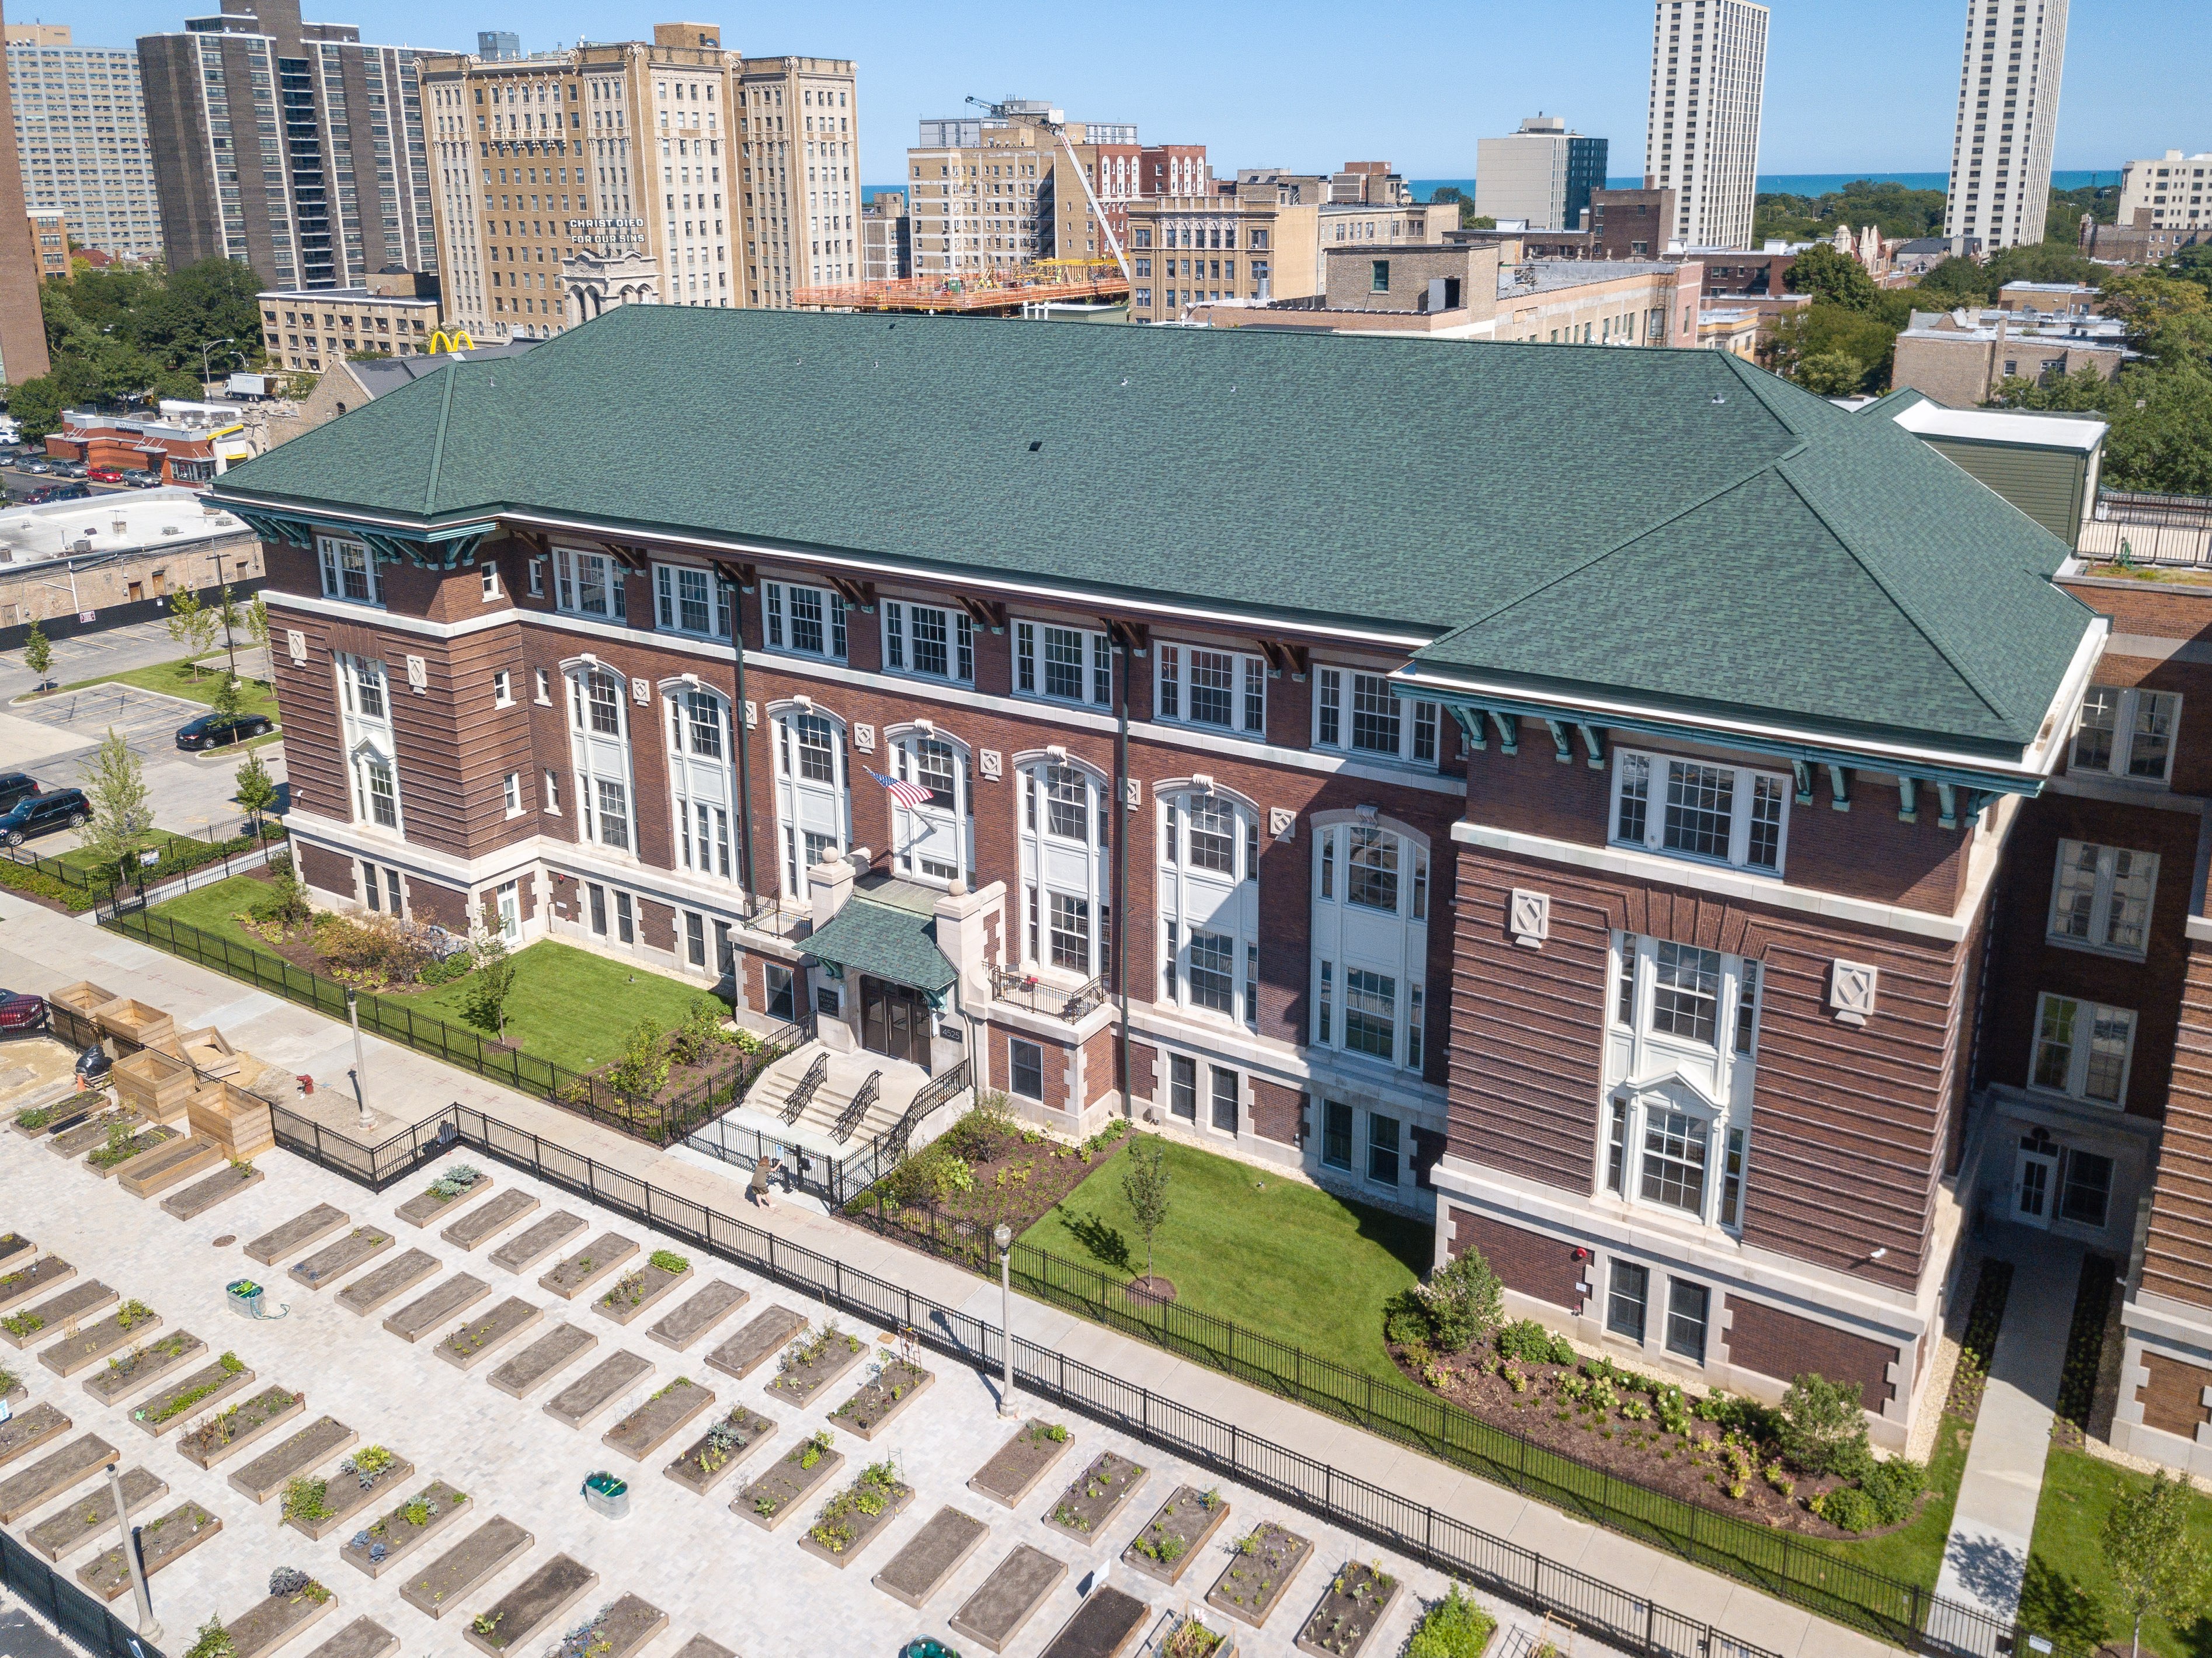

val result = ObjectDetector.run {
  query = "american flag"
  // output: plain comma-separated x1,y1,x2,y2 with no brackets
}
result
868,767,935,809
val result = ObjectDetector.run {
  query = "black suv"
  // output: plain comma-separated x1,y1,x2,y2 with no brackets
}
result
0,773,38,815
0,787,88,846
176,712,273,751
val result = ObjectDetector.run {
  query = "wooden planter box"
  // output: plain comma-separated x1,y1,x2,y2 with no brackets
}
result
186,1083,274,1159
48,982,116,1022
1122,1485,1232,1587
395,1170,493,1228
0,1404,73,1468
462,1553,597,1656
77,1500,220,1601
131,1357,255,1436
339,1480,472,1579
735,1438,842,1531
299,1618,396,1658
829,1358,932,1441
873,1505,990,1610
601,1375,714,1462
0,1255,75,1315
1037,1586,1150,1658
174,1027,241,1079
798,1473,913,1568
176,1384,304,1469
594,1259,690,1326
1293,1561,1400,1658
40,1302,161,1377
162,1162,263,1221
288,1228,394,1292
397,1516,532,1620
436,1298,543,1371
26,1465,166,1562
488,1325,597,1399
704,1306,805,1381
1043,1450,1147,1542
647,1281,748,1351
554,1595,666,1658
228,1415,357,1504
382,1274,489,1343
970,1420,1075,1508
0,1433,118,1522
93,997,174,1053
2,1280,118,1348
85,1330,204,1405
1206,1521,1314,1629
764,1326,867,1407
487,1211,584,1273
283,1451,414,1541
443,1190,540,1252
85,1127,177,1180
537,1233,638,1301
542,1352,652,1430
663,1407,775,1496
948,1545,1069,1655
245,1205,350,1267
118,1137,222,1198
222,1578,336,1658
110,1049,195,1123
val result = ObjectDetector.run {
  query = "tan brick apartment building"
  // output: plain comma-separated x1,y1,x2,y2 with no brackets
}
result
213,309,2102,1453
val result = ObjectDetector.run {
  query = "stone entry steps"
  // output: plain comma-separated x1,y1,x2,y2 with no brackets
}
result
727,1044,928,1152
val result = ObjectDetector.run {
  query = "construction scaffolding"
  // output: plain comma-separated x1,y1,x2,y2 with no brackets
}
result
792,258,1129,315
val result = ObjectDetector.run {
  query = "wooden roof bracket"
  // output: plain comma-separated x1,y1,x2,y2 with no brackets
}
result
826,575,878,614
1257,639,1309,681
959,596,1008,634
1106,618,1150,658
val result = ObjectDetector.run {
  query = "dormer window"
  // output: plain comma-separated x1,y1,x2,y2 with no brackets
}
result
1610,748,1787,874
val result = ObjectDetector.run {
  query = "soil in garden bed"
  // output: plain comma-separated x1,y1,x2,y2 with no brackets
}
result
1121,1485,1231,1586
1946,1257,2016,1424
284,1450,415,1541
799,1466,913,1566
1206,1521,1314,1628
554,1594,667,1658
766,1324,867,1405
850,1109,1131,1260
1295,1562,1399,1658
970,1419,1074,1507
829,1358,931,1438
663,1407,775,1495
1045,1450,1146,1539
735,1434,842,1530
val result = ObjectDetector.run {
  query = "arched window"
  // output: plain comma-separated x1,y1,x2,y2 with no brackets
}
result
1158,787,1259,1028
1309,817,1428,1073
771,704,849,903
565,664,635,852
1016,756,1110,979
888,728,973,885
335,653,399,833
664,684,735,881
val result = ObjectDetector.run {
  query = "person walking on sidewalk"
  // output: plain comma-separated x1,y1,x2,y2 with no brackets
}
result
749,1153,774,1209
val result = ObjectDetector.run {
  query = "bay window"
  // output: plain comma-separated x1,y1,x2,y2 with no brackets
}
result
2030,993,2135,1107
1611,748,1787,874
2047,839,2157,960
883,600,974,684
553,546,627,620
2072,685,2178,783
653,563,732,639
1015,620,1112,708
764,579,846,661
1310,818,1428,1072
1313,668,1438,766
1156,642,1265,736
317,533,380,604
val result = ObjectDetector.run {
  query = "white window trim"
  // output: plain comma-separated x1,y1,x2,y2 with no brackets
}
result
2045,838,2158,963
2029,990,2137,1108
665,684,738,885
1154,639,1267,738
1013,617,1113,710
1608,746,1790,876
480,562,501,601
566,665,637,858
502,771,523,817
761,578,848,663
2072,684,2180,785
552,545,628,623
316,532,381,607
1155,1049,1248,1143
881,598,976,687
1308,815,1429,1075
1016,752,1111,981
653,561,733,641
493,669,513,708
1311,665,1439,769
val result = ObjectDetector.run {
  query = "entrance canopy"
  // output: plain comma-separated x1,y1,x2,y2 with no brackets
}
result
806,896,958,998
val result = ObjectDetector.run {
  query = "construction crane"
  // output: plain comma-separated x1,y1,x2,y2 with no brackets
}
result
964,95,1132,284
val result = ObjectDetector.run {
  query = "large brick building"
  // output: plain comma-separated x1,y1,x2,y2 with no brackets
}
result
211,308,2106,1452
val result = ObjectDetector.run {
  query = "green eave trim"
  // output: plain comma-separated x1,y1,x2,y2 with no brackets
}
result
228,502,499,569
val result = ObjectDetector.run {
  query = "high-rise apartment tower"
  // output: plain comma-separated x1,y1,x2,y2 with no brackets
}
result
1475,116,1608,232
1643,0,1768,251
5,25,163,264
1943,0,2070,253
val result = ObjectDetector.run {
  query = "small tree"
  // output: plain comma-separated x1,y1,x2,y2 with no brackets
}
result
1121,1134,1171,1289
166,588,214,676
463,927,517,1041
82,727,152,877
208,669,245,724
1412,1248,1505,1353
1776,1372,1873,1477
22,620,51,684
245,592,271,653
2106,1469,2209,1658
234,749,277,836
608,1016,672,1098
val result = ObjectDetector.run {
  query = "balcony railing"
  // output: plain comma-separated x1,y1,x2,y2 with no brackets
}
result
990,963,1109,1022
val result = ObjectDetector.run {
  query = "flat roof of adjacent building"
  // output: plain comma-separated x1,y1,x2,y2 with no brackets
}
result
1886,395,2108,454
0,487,251,568
1498,259,1680,297
259,286,439,307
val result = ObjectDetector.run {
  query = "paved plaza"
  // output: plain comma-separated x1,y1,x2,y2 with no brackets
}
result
0,1100,1584,1658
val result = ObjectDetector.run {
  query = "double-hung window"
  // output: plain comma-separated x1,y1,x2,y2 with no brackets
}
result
1156,642,1265,736
317,533,380,604
2047,839,2158,960
552,547,627,620
1014,620,1112,708
2073,684,2179,783
653,563,731,639
882,600,973,684
1313,668,1438,766
567,666,635,856
1611,749,1787,874
763,580,847,661
1310,821,1428,1073
2030,993,2136,1107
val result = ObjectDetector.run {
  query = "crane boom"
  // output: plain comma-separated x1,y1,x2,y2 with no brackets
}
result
965,96,1132,284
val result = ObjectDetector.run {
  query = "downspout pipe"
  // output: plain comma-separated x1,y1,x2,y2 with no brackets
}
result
1114,636,1132,1116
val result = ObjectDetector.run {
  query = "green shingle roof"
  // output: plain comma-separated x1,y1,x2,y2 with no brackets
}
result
804,897,957,995
215,305,2095,757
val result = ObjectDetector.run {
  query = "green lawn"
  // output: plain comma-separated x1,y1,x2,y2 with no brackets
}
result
58,654,280,724
147,873,270,953
1803,1412,1972,1592
2022,1444,2212,1657
56,828,230,874
1017,1135,1431,1386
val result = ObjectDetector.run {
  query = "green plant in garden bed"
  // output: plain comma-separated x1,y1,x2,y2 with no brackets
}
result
147,1352,246,1424
1405,1583,1496,1658
648,1249,689,1274
115,1299,155,1330
282,1478,331,1523
2,1310,44,1337
15,1106,53,1131
183,1617,234,1658
427,1165,484,1202
806,1459,903,1553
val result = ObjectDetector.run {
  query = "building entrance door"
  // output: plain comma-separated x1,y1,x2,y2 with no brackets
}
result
859,976,930,1069
2015,1128,2060,1228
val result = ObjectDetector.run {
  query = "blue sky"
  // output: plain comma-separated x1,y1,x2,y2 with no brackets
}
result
84,0,2210,182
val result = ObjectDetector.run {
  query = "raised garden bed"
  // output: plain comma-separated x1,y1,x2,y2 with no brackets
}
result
602,1374,714,1461
223,1572,339,1658
594,1253,690,1326
829,1357,933,1441
668,1639,734,1658
799,1461,913,1567
1293,1561,1399,1658
1037,1584,1150,1658
704,1306,805,1381
26,1465,166,1562
335,1250,439,1317
229,1415,357,1504
93,997,174,1052
77,1499,220,1600
382,1273,489,1343
1206,1521,1314,1628
874,1504,989,1609
177,1382,303,1469
339,1479,471,1579
0,1253,73,1313
288,1227,394,1291
1160,1613,1237,1658
538,1233,639,1301
1044,1450,1147,1541
395,1166,492,1228
398,1516,531,1619
0,1433,117,1521
970,1419,1074,1508
1123,1485,1232,1586
85,1125,178,1178
444,1190,540,1252
735,1431,841,1531
544,1351,653,1430
0,1402,72,1467
302,1618,397,1658
463,1553,597,1656
50,1113,141,1158
663,1407,775,1496
0,1233,30,1267
283,1447,413,1541
436,1298,543,1371
2,1280,118,1348
162,1162,263,1220
116,1136,221,1198
107,1048,193,1122
40,1300,161,1376
765,1324,867,1406
131,1353,252,1435
648,1280,748,1351
87,1330,205,1405
545,1594,666,1658
245,1205,349,1267
488,1211,585,1274
949,1546,1070,1656
489,1324,597,1400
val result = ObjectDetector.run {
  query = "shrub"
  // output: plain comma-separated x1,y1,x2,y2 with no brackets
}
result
1859,1455,1926,1527
1406,1583,1497,1658
669,997,734,1066
1406,1249,1505,1354
419,951,472,986
312,912,435,989
1777,1372,1873,1478
249,870,312,930
1496,1319,1575,1367
606,1017,672,1097
1811,1484,1877,1532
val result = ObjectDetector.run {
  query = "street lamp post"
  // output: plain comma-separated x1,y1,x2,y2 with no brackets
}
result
106,1462,158,1640
346,988,374,1131
197,337,238,395
994,1222,1014,1417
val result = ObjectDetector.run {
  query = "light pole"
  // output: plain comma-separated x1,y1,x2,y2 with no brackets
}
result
106,1463,158,1640
995,1222,1014,1417
346,988,374,1131
197,337,238,396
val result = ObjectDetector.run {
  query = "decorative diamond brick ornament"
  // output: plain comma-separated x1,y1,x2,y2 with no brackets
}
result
286,630,307,665
1124,778,1142,810
405,654,427,692
1508,888,1549,948
1269,807,1296,840
853,724,877,752
631,676,650,705
744,700,757,728
1830,959,1879,1025
979,749,1003,781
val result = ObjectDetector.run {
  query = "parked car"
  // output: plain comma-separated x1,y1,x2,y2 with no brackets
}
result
51,461,86,479
0,787,88,845
122,469,162,488
86,466,126,484
25,484,89,504
0,773,39,814
15,458,50,475
175,711,273,750
0,990,48,1037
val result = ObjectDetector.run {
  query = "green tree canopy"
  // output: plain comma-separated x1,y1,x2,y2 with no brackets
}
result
1785,243,1880,311
1754,179,1946,244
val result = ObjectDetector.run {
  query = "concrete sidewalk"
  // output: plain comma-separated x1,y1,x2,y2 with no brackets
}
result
0,889,1907,1658
1933,1226,2079,1624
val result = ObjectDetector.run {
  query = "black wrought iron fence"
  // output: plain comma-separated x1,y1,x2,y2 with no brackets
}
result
682,1057,975,1208
0,821,284,915
0,1529,162,1658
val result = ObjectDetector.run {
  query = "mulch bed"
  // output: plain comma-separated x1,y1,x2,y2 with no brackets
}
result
1946,1257,2015,1424
848,1111,1131,1261
2051,1253,2119,1450
1126,1277,1177,1305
